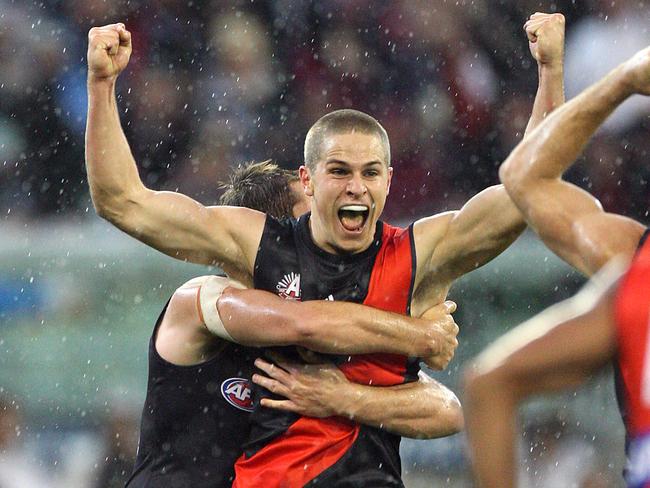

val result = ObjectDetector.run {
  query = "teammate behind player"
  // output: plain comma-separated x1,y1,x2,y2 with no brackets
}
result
85,14,563,486
127,161,462,487
463,45,650,488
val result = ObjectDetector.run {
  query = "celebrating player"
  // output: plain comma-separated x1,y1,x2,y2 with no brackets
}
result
127,161,462,487
85,12,563,486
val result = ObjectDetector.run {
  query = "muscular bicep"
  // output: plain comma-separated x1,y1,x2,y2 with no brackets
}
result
116,188,264,274
416,185,526,284
509,178,644,276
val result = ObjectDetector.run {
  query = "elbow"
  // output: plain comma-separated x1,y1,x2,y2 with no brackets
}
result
463,364,486,407
413,404,463,440
499,153,548,198
432,394,464,438
498,158,521,191
93,198,119,222
89,187,126,222
90,186,142,228
448,396,464,434
416,385,464,440
463,362,510,411
462,360,528,427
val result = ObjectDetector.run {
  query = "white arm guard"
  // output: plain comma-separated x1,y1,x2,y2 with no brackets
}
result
197,276,245,341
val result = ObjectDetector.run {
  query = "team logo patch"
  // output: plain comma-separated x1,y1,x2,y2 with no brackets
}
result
276,272,302,300
221,378,253,412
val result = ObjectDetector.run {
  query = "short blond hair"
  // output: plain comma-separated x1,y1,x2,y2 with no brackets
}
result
303,109,391,170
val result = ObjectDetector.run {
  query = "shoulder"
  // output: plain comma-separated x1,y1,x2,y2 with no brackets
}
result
411,211,458,263
157,276,223,365
167,276,217,322
258,215,302,251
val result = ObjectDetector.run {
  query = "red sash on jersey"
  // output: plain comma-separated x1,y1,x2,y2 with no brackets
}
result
615,237,650,436
615,235,650,487
233,223,415,487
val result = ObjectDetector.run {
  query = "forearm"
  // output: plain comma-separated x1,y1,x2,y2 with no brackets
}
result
464,267,620,486
464,370,518,488
334,376,463,439
218,288,434,356
85,77,145,218
503,66,631,182
524,63,564,136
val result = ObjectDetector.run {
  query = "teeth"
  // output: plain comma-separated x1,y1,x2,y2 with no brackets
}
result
340,205,368,212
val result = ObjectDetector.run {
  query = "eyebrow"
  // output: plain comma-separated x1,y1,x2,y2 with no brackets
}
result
325,159,384,167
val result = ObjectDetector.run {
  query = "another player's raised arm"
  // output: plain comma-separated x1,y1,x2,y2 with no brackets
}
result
85,24,262,273
413,14,568,288
523,13,566,136
254,356,463,439
463,262,622,488
216,287,459,369
500,47,650,276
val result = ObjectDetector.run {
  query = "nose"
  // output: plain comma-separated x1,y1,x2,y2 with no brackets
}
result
346,174,367,197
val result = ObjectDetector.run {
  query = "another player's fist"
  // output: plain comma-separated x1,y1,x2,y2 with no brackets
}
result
525,12,565,67
421,300,459,371
621,46,650,96
87,23,132,81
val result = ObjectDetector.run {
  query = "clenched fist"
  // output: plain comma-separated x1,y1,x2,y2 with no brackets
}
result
87,23,132,81
421,300,459,371
525,12,565,67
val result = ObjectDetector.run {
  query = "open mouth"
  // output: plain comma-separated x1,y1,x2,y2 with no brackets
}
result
338,205,369,233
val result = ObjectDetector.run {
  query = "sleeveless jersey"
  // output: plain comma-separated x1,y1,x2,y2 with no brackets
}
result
126,301,256,488
233,213,418,487
615,229,650,488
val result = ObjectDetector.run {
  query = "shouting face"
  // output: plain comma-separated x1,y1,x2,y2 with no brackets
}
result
299,130,392,255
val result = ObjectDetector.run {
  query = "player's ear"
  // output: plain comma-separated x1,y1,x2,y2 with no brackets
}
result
386,166,393,195
299,165,314,197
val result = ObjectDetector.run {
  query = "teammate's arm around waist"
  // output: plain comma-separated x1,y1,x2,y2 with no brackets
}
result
254,357,463,439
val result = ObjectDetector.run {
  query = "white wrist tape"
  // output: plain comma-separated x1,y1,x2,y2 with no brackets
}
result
197,276,245,341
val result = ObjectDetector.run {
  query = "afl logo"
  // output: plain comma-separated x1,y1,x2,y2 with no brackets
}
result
221,378,253,412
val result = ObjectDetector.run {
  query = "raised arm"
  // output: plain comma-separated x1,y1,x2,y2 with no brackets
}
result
499,46,650,276
523,13,566,136
412,14,566,296
85,24,262,275
253,355,463,439
463,263,622,488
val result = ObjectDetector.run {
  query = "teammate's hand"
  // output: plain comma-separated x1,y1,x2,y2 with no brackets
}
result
621,46,650,96
525,12,565,67
421,300,459,370
252,352,346,418
87,23,132,81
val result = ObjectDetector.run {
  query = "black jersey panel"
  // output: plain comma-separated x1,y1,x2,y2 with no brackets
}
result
126,300,255,488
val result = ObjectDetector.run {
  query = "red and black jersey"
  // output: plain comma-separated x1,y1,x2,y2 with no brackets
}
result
234,213,418,487
126,300,255,488
615,229,650,488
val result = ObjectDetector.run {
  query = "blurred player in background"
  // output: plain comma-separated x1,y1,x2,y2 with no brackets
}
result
464,42,650,488
85,11,563,486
